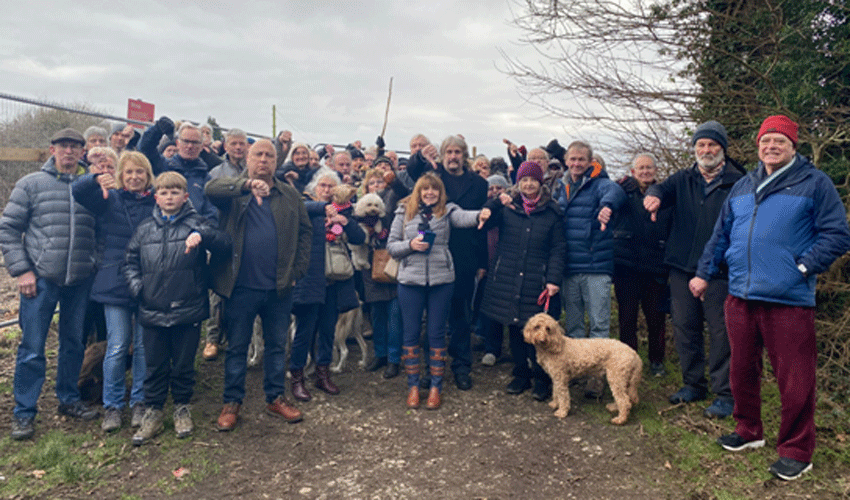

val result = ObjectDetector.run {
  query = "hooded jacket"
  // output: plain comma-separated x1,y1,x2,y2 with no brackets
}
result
697,154,850,307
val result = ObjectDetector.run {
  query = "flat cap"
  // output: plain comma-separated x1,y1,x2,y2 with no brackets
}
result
50,128,85,146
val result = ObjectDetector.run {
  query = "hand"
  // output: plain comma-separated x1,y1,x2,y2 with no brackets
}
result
156,116,174,136
245,178,270,205
383,170,396,185
279,130,292,143
597,206,612,231
505,140,519,158
325,204,338,218
284,170,299,183
476,268,487,280
324,144,335,156
96,172,117,199
121,124,135,138
17,271,37,298
410,234,430,252
546,283,560,297
421,144,438,167
328,214,348,226
185,231,202,254
689,277,708,300
643,195,660,222
477,208,491,229
498,192,512,206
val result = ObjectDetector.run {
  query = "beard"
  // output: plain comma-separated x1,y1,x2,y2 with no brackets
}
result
696,149,725,171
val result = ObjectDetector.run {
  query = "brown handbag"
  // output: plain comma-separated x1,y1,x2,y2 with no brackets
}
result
371,248,398,283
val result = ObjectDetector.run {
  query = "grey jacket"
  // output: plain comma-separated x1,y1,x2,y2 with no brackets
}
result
387,202,479,286
0,157,97,285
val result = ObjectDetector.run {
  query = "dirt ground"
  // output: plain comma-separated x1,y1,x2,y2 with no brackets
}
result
0,267,845,499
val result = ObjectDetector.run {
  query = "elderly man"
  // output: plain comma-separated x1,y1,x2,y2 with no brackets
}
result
82,126,108,165
554,140,626,398
139,117,218,224
109,123,138,154
693,116,850,480
0,128,100,440
406,135,488,390
644,121,746,418
206,139,311,431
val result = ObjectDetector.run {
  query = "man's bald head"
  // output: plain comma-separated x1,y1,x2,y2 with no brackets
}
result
247,139,277,182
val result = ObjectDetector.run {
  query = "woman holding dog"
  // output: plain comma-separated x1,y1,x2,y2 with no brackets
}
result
289,168,364,400
479,161,566,401
388,173,489,410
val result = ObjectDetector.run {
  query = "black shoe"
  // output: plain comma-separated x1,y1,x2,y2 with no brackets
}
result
650,362,666,378
532,379,552,401
668,386,707,404
383,363,400,379
366,357,387,372
769,457,813,481
506,377,531,395
455,373,473,391
10,415,35,440
716,432,765,452
58,401,100,421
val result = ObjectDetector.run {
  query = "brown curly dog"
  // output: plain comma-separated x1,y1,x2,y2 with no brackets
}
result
523,313,642,425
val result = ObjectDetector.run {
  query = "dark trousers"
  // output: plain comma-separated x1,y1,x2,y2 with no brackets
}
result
290,303,321,371
613,269,667,364
398,282,454,350
143,323,200,409
223,287,292,404
669,268,731,397
725,296,817,463
448,271,476,376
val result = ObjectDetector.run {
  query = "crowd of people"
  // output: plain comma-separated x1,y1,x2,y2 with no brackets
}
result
1,115,848,481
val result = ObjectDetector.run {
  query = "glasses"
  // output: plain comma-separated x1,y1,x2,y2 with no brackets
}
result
179,138,202,146
317,183,336,189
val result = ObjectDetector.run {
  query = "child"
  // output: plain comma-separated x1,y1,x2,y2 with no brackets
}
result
123,171,231,446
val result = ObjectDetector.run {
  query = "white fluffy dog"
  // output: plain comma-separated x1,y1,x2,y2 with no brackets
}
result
350,192,386,270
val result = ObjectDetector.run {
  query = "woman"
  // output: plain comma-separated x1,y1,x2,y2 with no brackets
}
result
480,161,566,401
289,168,365,400
360,166,403,378
612,153,671,377
276,142,317,194
72,150,156,432
387,173,488,410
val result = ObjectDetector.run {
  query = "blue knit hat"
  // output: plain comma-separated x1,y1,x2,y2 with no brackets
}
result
692,120,729,152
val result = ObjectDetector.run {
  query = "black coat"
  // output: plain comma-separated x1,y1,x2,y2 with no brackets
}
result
480,189,566,325
611,177,671,276
123,203,231,328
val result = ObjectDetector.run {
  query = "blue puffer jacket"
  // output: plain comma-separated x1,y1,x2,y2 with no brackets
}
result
72,174,156,306
697,154,850,307
554,165,626,276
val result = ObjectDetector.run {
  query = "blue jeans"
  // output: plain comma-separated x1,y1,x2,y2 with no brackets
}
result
398,283,454,350
102,304,145,409
14,276,92,418
563,273,612,339
223,287,292,404
371,298,402,364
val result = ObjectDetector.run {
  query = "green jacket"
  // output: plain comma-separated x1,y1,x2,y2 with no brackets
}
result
205,174,312,298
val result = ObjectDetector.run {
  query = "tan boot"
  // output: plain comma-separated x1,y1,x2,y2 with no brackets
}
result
406,386,420,409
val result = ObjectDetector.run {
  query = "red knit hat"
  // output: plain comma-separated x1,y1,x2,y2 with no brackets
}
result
757,115,798,146
516,161,544,184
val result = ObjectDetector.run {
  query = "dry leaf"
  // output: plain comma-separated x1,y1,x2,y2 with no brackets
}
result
32,470,46,479
664,461,672,470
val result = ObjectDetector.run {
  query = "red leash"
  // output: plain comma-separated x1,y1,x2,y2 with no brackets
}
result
537,289,551,313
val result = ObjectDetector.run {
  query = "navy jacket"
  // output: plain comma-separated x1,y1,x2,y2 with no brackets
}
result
697,154,850,307
610,177,671,276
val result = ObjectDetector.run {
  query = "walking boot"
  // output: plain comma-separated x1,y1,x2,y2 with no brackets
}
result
426,347,446,410
402,346,421,409
314,365,340,395
290,368,312,402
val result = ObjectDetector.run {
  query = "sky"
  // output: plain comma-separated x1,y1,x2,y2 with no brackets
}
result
0,0,619,164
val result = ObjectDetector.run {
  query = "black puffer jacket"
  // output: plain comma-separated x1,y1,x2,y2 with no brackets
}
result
610,177,672,276
480,188,566,325
123,202,231,328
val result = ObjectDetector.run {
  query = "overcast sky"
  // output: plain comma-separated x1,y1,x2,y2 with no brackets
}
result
0,0,619,163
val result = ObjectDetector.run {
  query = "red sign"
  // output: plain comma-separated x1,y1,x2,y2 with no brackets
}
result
127,99,155,128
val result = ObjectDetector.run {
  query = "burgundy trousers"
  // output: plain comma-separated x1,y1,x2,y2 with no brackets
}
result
724,295,816,463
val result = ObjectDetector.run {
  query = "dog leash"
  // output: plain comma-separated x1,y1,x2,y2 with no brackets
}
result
537,289,551,314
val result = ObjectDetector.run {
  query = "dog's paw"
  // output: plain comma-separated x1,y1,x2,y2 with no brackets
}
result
548,400,558,409
610,415,628,425
330,364,343,374
553,409,568,418
606,402,619,413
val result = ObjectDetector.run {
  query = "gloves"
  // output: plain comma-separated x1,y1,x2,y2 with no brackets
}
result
156,116,174,137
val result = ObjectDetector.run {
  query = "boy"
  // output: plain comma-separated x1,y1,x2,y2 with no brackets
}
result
123,171,231,446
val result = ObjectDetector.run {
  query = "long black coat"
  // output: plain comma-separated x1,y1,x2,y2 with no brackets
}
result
611,177,672,276
480,189,566,326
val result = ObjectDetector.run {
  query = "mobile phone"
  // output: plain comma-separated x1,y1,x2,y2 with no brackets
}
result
420,230,436,253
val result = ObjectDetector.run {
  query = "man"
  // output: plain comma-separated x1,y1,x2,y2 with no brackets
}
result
205,139,312,431
331,150,354,185
203,128,252,361
82,126,108,165
273,130,292,169
693,115,850,480
0,128,100,440
644,121,746,418
110,123,138,154
554,140,625,397
406,135,488,390
139,117,218,224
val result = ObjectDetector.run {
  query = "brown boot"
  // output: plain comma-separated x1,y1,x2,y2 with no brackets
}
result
290,369,312,402
266,395,303,423
216,402,240,431
426,386,441,410
406,386,420,409
315,365,340,395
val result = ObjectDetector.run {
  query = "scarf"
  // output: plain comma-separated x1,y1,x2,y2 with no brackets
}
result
521,193,541,215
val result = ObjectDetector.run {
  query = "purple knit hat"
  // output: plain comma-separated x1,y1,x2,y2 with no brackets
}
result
516,161,544,183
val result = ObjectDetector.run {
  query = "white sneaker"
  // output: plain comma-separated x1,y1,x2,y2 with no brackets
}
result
481,353,496,366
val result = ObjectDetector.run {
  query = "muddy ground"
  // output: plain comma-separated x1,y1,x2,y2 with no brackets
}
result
0,268,845,499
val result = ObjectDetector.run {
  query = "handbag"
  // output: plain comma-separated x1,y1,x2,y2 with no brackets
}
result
372,248,399,283
371,248,398,283
325,239,354,281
